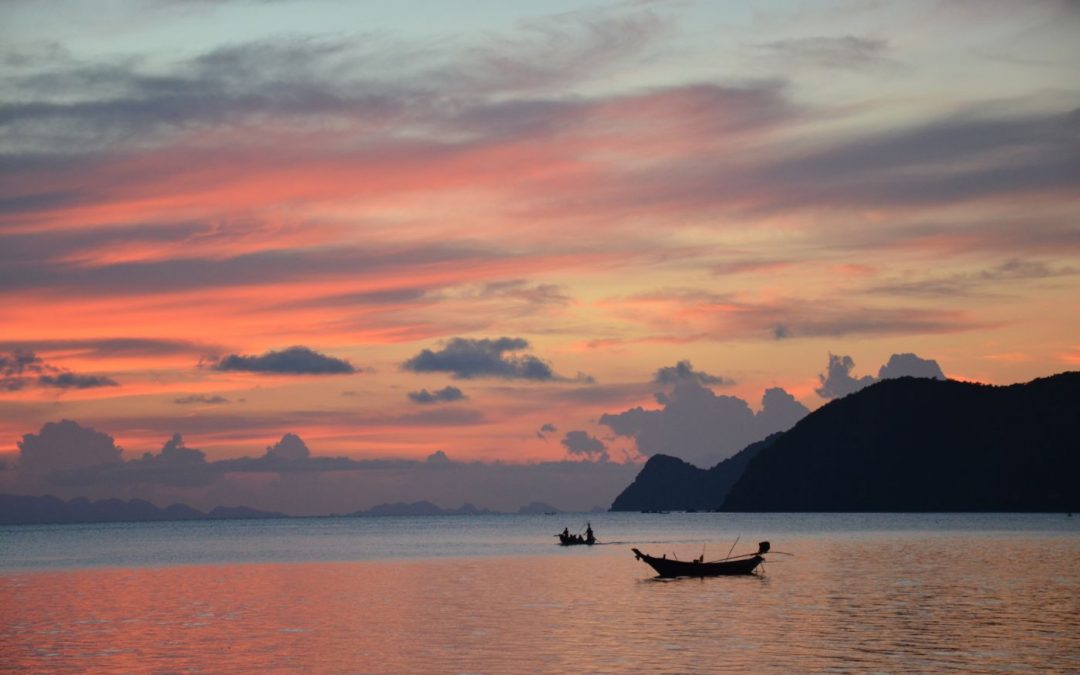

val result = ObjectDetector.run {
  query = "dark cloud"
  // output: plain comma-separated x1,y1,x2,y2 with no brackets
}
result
402,337,573,381
560,431,609,462
652,360,732,386
173,394,229,405
600,380,809,466
816,352,946,400
1,349,118,390
17,419,123,474
407,386,467,404
754,35,892,69
212,346,356,375
536,423,557,439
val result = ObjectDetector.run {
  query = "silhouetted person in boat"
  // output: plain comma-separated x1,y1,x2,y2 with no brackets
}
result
585,523,595,545
562,527,570,539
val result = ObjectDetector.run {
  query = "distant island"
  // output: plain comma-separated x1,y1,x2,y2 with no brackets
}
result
0,494,564,525
613,372,1079,513
0,493,286,525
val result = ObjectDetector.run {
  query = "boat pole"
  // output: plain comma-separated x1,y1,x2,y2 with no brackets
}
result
725,535,740,560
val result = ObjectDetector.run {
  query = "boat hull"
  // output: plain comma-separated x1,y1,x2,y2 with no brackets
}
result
632,548,763,577
558,533,595,546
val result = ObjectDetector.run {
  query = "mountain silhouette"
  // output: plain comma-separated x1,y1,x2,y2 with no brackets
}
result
609,434,779,511
611,373,1079,513
723,373,1079,511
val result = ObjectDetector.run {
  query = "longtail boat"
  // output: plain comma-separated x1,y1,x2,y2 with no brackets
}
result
632,541,770,577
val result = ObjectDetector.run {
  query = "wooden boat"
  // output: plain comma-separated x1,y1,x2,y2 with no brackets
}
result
632,541,770,577
557,532,596,546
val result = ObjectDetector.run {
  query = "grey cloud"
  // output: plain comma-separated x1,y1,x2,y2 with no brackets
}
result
755,35,892,69
869,259,1080,296
600,380,809,466
1,350,118,391
0,10,667,155
173,394,229,405
0,241,495,295
814,353,876,399
816,352,946,400
877,353,946,381
653,360,732,386
212,346,356,375
402,337,561,380
537,423,557,439
265,433,311,461
407,386,467,404
37,373,118,389
17,419,123,474
560,430,609,461
0,338,221,359
395,408,486,427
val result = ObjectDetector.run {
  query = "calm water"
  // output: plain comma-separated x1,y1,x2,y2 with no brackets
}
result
2,513,1077,672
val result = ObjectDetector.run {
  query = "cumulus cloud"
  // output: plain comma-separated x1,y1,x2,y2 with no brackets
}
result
407,386,467,404
212,346,356,375
560,430,609,461
1,350,118,390
17,419,123,473
173,394,229,405
652,360,732,386
877,353,946,380
402,337,585,381
816,352,946,399
265,433,310,461
600,379,809,467
814,353,877,399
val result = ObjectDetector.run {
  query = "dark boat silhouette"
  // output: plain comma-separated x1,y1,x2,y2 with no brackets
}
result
556,523,596,546
632,541,770,577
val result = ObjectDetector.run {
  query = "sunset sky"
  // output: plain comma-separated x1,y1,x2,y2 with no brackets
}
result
1,0,1078,510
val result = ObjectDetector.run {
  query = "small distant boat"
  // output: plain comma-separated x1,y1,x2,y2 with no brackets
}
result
632,541,771,578
556,523,596,546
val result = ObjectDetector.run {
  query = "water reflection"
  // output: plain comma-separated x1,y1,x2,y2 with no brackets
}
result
2,535,1076,672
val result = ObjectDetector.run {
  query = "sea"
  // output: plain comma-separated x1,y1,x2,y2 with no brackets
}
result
1,512,1077,673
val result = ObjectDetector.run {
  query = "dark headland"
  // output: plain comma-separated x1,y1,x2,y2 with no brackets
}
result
612,372,1079,512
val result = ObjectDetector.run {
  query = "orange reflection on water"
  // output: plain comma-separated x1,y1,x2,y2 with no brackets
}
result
2,536,1078,673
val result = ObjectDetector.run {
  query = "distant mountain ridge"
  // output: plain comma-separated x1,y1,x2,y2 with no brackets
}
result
0,494,286,525
0,494,513,525
344,500,497,517
612,372,1079,513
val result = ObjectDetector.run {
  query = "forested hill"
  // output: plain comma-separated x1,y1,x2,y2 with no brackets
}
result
722,373,1079,512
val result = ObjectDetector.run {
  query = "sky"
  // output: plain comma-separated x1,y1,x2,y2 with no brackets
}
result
1,0,1078,512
